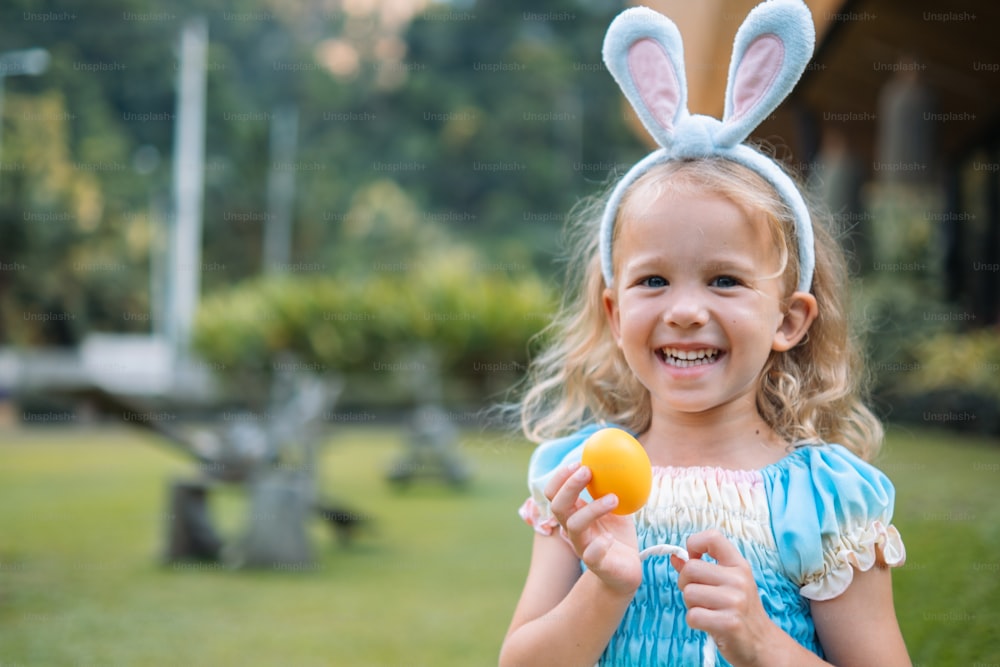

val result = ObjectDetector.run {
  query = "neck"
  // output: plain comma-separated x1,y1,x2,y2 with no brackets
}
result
639,398,789,470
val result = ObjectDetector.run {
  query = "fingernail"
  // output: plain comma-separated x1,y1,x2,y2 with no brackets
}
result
573,465,589,480
601,494,618,507
566,461,581,474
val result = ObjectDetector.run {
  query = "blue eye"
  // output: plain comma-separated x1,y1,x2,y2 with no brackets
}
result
641,276,668,288
711,275,741,288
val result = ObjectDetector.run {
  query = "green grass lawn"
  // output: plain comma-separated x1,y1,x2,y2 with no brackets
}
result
1,422,998,666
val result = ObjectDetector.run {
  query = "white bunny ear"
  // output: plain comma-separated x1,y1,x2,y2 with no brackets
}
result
602,7,688,149
715,0,815,148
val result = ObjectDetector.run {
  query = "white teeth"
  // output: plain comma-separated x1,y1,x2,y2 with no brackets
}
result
660,347,720,367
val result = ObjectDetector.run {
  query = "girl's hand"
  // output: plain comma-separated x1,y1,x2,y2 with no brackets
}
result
544,462,642,595
672,529,781,666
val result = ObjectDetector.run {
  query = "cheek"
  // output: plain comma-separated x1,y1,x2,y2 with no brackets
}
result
732,294,782,327
725,305,782,351
617,298,655,333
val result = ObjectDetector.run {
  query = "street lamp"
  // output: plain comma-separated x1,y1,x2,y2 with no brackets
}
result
0,48,51,198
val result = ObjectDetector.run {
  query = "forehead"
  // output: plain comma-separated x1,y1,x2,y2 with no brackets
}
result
618,160,777,228
614,180,783,270
619,178,766,239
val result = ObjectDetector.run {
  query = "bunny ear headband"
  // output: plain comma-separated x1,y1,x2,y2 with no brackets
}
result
599,0,816,293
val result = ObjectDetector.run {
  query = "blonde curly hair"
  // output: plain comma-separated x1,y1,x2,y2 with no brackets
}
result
518,158,883,461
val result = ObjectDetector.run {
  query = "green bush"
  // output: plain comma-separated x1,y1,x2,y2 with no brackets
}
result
907,329,1000,400
193,249,554,406
853,275,1000,434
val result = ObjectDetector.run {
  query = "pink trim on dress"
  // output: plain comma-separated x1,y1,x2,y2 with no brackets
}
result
518,498,559,536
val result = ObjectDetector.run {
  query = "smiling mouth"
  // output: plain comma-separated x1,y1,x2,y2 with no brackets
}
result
657,347,723,368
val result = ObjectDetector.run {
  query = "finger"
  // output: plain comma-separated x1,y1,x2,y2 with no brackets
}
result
676,557,750,591
563,492,619,534
547,465,592,520
669,554,687,573
580,529,616,566
684,605,740,637
543,460,581,502
685,529,746,567
680,581,748,612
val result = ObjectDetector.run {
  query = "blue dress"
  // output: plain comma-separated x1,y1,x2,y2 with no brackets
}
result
518,424,906,666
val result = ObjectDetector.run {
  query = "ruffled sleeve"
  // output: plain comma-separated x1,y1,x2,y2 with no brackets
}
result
765,444,906,601
517,423,609,535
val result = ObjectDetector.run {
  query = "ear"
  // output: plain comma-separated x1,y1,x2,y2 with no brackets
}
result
772,290,817,352
715,0,815,148
603,288,623,348
602,6,688,149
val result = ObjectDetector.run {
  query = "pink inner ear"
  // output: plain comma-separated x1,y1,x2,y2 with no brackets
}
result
730,34,784,123
627,38,680,133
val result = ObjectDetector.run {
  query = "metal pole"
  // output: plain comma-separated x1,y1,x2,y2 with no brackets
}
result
167,18,208,361
0,77,6,200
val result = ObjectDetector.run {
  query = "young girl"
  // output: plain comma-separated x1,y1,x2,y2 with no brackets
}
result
499,3,910,666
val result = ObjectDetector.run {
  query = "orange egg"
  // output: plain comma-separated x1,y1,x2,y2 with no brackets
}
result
581,427,652,515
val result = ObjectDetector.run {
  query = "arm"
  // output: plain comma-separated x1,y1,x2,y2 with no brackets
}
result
499,463,642,667
810,563,911,667
499,531,635,667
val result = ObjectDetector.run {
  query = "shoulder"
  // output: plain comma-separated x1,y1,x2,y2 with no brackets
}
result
526,423,609,487
765,443,906,601
765,443,895,508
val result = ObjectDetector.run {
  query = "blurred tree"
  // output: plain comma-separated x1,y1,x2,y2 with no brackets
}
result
0,0,180,342
0,0,638,349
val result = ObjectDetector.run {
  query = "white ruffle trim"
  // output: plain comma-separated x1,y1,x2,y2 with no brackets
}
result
518,497,559,536
799,520,906,601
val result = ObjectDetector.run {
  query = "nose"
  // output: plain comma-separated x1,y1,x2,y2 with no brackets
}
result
663,286,709,329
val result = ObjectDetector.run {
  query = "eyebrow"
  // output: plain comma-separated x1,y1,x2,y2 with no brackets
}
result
621,254,760,277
